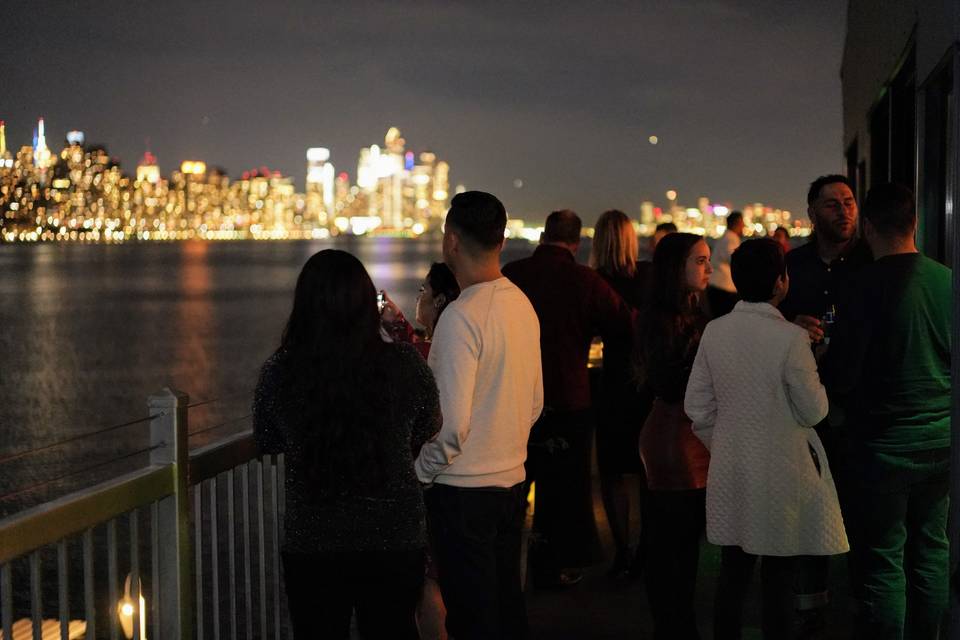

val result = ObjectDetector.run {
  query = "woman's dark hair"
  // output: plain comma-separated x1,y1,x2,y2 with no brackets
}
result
425,262,460,321
649,232,704,316
279,249,392,499
634,233,707,388
731,238,786,302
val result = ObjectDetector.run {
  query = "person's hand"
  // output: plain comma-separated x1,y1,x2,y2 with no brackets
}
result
380,292,402,323
794,314,824,343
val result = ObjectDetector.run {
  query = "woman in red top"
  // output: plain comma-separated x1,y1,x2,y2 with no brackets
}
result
379,261,459,639
634,232,712,640
381,262,460,359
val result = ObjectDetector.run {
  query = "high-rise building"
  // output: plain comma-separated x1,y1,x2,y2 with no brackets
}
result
640,201,655,225
0,121,11,169
305,147,334,227
137,151,160,184
33,117,51,173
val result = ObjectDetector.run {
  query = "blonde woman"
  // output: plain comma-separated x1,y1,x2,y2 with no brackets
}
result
589,209,652,577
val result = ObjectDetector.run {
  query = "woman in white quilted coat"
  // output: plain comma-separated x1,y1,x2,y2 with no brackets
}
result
684,238,848,640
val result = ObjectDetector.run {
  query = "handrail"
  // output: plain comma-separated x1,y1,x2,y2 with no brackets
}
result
0,387,285,638
186,390,252,410
0,465,174,564
189,430,259,484
188,413,253,439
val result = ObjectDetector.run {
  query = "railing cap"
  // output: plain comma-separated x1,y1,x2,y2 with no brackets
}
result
148,387,189,410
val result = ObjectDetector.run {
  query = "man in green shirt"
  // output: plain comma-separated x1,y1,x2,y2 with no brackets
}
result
821,183,951,640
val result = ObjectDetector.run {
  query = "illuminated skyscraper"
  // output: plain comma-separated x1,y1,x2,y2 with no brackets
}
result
33,117,51,172
305,147,334,227
640,201,655,225
0,121,11,169
137,151,160,184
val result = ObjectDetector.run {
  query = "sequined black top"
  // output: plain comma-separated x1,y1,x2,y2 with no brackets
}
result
253,342,441,553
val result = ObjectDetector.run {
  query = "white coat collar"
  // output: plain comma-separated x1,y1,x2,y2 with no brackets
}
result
731,300,785,321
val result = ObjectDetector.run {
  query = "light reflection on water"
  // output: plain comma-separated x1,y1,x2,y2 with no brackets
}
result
0,237,548,516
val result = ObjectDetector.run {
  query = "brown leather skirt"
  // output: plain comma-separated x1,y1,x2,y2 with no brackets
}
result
639,398,710,491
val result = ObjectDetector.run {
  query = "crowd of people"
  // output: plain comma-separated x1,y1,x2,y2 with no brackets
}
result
253,176,952,640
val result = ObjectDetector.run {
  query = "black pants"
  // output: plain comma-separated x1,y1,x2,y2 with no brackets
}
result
282,548,425,639
644,488,706,640
524,409,600,581
714,546,798,640
426,483,528,640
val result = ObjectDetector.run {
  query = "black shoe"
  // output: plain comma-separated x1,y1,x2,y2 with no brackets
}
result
606,550,630,579
534,569,584,589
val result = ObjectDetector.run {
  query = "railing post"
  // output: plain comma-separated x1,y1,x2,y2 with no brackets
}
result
149,388,192,638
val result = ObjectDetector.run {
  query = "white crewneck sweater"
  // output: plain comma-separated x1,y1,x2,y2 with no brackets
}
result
415,277,543,488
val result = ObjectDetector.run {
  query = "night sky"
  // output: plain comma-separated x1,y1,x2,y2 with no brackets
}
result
1,1,846,223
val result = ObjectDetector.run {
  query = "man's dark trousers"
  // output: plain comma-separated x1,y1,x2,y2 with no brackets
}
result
524,409,600,584
426,483,528,639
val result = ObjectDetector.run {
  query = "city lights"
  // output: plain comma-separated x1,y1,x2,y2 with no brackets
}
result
0,119,807,243
0,123,455,242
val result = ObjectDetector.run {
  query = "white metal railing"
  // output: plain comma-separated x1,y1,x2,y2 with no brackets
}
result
0,388,287,640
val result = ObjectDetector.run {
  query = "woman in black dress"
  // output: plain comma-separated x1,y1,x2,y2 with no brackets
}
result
589,209,653,577
253,249,441,639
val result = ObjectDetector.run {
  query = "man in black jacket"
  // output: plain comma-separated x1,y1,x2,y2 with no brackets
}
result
779,174,872,637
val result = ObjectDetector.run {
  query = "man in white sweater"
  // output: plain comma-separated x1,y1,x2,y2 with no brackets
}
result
706,211,744,317
416,190,543,639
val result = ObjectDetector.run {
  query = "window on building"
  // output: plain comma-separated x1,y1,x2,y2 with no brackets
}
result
870,92,890,187
890,47,917,190
846,139,859,200
920,54,954,266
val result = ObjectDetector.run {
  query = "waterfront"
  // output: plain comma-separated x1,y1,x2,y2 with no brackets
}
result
0,237,564,516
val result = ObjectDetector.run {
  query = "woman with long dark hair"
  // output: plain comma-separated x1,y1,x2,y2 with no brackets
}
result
589,209,652,578
381,262,460,359
253,249,441,639
634,232,712,640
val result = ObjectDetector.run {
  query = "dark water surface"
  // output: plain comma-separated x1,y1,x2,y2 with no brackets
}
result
0,238,545,516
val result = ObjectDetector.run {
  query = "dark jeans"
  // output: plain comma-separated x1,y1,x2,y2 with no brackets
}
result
524,409,601,580
794,420,856,623
425,483,528,640
282,547,425,639
714,546,798,640
644,488,706,640
849,449,949,640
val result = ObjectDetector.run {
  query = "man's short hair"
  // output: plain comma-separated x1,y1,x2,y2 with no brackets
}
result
445,191,507,251
655,222,678,233
731,238,786,303
727,211,743,229
807,174,853,205
542,209,582,244
862,182,916,238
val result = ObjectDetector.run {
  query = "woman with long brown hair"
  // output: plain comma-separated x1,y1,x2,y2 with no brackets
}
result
634,232,712,640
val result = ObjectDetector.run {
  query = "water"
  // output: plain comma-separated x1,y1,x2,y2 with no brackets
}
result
0,237,546,516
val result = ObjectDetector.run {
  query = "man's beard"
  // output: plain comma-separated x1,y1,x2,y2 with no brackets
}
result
815,217,856,244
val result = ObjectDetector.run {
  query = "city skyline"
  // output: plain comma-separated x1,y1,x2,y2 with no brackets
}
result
0,1,848,224
0,116,807,227
0,115,801,242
